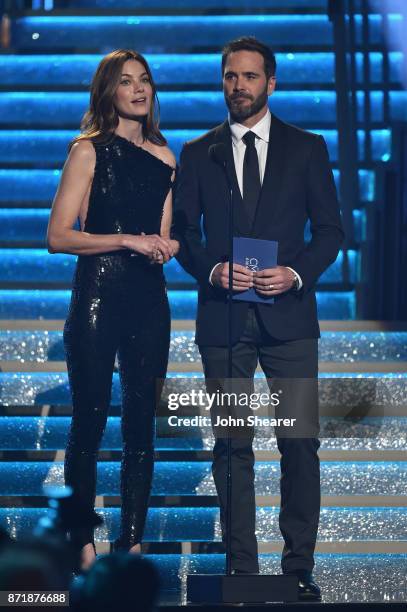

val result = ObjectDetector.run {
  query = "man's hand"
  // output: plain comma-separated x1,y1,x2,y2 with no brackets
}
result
253,266,296,296
211,262,253,291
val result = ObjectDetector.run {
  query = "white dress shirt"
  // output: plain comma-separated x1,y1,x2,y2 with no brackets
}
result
230,106,271,197
208,109,302,289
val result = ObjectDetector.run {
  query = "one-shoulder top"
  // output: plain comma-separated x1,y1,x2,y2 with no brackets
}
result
83,133,174,239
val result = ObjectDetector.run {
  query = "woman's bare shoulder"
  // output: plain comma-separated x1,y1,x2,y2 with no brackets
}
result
65,139,96,177
69,139,96,160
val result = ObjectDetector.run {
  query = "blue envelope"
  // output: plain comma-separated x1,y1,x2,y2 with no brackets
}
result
232,237,278,304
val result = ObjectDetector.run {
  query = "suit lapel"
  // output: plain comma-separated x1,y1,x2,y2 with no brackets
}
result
251,112,287,237
213,120,251,235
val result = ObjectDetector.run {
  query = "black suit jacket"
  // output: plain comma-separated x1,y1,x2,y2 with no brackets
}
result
172,112,345,346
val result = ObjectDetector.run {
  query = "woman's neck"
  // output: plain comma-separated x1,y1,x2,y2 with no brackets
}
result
115,117,144,145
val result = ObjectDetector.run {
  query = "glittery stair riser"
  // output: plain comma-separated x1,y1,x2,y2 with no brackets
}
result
10,15,403,50
4,370,406,407
0,461,405,496
61,0,330,9
1,330,406,364
0,130,391,165
0,92,406,128
68,0,407,10
0,167,376,203
0,416,405,452
0,208,366,245
0,249,359,285
0,289,356,320
0,507,406,542
0,54,403,89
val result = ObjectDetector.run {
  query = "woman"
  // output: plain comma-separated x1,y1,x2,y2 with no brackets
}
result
47,49,178,571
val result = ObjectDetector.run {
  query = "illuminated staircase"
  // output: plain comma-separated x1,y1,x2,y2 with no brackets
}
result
0,0,406,604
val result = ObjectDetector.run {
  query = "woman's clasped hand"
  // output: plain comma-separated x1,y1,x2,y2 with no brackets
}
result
123,232,179,264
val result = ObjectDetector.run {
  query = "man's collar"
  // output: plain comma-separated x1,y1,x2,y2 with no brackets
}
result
228,108,271,145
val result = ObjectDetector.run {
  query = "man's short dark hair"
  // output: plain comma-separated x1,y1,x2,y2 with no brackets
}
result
221,37,277,79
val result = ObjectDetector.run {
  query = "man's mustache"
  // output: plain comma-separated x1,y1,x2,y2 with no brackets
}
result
229,93,253,101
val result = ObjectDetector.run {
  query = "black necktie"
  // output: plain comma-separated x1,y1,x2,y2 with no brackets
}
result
242,131,261,228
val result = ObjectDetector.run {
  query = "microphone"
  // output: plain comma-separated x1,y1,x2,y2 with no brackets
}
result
208,143,228,166
209,143,233,188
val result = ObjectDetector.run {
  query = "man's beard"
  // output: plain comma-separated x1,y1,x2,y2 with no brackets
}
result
225,87,268,122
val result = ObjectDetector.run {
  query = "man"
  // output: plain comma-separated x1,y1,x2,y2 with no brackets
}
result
172,37,344,602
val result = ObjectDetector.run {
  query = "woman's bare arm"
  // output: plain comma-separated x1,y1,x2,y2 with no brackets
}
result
159,153,179,256
47,140,171,259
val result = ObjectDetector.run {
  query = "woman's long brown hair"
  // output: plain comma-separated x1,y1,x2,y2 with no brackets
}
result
70,49,166,150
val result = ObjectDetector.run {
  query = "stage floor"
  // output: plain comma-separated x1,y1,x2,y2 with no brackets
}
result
158,605,406,611
146,553,407,606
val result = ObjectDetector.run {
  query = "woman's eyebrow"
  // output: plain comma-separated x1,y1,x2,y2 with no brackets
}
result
120,72,148,78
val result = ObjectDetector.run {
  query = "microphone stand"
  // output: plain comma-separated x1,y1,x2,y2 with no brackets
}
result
204,145,235,575
186,143,298,605
223,158,233,577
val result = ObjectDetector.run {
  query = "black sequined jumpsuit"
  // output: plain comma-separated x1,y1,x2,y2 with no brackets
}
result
63,133,173,550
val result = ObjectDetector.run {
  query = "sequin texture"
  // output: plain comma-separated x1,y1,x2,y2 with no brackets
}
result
63,134,173,549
